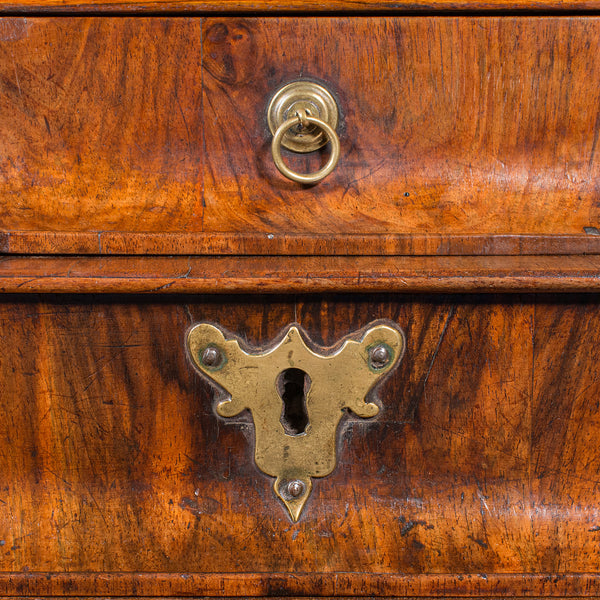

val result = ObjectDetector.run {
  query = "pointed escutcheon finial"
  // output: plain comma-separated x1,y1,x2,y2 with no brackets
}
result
186,321,405,522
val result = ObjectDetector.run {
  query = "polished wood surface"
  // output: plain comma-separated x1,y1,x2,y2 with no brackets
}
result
202,16,600,237
3,255,600,292
0,0,599,13
1,16,599,254
5,231,600,256
0,17,203,243
0,294,599,597
1,572,600,597
1,2,599,597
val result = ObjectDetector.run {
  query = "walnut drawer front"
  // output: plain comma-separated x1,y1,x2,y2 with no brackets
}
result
0,294,599,598
1,17,600,255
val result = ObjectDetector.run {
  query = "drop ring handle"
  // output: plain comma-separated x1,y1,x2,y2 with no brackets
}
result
270,110,341,185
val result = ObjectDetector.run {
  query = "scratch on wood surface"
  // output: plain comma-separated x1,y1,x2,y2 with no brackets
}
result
422,304,456,391
146,261,192,293
12,60,21,97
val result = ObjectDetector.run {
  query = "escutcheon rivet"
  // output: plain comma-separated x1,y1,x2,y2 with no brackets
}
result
369,345,390,369
201,346,222,367
286,480,305,498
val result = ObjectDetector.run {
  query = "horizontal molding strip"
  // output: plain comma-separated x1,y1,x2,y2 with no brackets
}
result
0,0,599,12
1,255,600,293
0,598,585,600
3,232,600,257
0,572,599,597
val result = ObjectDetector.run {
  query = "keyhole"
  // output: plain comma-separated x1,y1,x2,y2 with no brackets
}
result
277,368,311,436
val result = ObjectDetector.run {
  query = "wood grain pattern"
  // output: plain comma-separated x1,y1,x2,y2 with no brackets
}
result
4,597,599,600
0,295,599,595
1,17,600,254
531,298,600,573
0,17,204,238
6,231,600,256
1,4,599,598
202,16,600,238
1,573,600,597
0,0,599,13
3,255,600,293
0,296,533,574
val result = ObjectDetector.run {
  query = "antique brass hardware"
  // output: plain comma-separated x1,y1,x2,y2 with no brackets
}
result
186,322,405,522
267,81,341,184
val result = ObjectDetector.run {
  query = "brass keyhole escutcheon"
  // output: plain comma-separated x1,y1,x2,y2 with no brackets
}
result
186,321,405,522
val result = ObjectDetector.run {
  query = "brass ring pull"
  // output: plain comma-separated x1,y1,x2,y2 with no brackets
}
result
271,113,341,185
